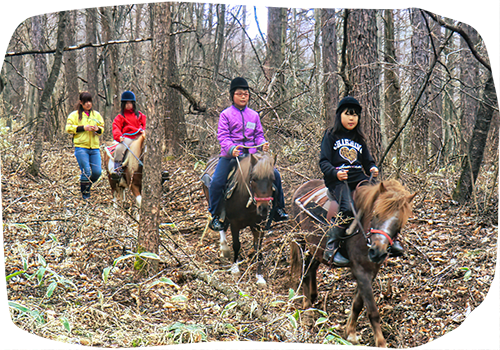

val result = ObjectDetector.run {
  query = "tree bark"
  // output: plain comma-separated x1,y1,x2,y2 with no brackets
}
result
383,9,402,165
28,12,67,177
212,4,226,81
164,4,187,155
410,9,430,168
31,15,48,136
264,7,286,84
64,11,79,113
346,9,382,162
135,2,169,277
453,75,497,203
321,8,338,127
86,8,99,110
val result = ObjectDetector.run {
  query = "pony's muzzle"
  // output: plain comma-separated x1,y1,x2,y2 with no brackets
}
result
368,244,388,263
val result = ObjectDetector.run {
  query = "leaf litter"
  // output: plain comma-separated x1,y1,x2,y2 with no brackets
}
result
2,135,497,348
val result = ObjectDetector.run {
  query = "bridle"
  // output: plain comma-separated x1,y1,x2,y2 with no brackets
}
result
235,154,274,208
344,178,396,250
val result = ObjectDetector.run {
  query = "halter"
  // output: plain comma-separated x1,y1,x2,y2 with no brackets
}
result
343,178,395,250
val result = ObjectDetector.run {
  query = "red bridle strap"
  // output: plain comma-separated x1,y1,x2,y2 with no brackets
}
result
254,197,273,202
369,229,394,246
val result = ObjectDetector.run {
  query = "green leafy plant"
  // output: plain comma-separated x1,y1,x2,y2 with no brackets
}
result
102,251,160,283
8,301,45,325
460,267,472,281
323,328,352,345
15,254,77,298
165,322,207,344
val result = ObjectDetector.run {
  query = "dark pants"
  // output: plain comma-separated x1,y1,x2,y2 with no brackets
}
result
330,182,358,227
208,157,285,216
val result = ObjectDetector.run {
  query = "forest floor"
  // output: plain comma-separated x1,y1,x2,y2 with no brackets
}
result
2,137,498,348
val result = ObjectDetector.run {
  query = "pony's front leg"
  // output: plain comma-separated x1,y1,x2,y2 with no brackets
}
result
219,230,231,258
252,228,266,288
345,287,364,345
348,274,387,348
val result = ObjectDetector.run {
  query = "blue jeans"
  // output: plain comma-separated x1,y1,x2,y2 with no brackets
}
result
208,157,285,215
74,147,102,183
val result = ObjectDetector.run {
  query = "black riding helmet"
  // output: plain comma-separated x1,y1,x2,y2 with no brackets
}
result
230,77,249,101
336,96,362,115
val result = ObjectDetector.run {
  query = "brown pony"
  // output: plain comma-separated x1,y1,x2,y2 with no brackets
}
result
201,153,275,287
103,134,145,210
291,179,415,347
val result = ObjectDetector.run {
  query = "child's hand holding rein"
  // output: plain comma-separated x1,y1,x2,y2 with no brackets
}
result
337,169,349,181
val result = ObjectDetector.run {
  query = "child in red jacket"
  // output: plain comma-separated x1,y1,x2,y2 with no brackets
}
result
111,91,146,180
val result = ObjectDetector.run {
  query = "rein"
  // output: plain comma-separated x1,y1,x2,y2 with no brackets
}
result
343,174,395,248
121,137,144,167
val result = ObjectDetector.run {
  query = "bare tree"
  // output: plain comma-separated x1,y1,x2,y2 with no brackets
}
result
28,12,67,176
453,74,497,203
86,8,99,110
135,2,169,277
64,11,79,113
321,8,338,126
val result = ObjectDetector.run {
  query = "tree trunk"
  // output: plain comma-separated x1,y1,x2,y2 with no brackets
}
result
212,4,226,81
321,8,338,127
28,12,67,177
31,15,48,137
264,7,286,83
383,9,402,165
86,8,99,110
165,4,187,156
136,2,169,277
64,11,79,114
346,9,382,162
453,74,497,203
410,9,430,168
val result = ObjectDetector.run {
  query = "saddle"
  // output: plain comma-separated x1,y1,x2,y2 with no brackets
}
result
200,157,239,201
294,182,361,226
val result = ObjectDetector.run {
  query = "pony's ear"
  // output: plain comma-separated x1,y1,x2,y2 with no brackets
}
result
378,182,387,193
407,192,417,203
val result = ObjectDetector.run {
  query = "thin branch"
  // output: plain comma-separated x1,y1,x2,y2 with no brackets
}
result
4,30,194,58
424,10,491,72
168,83,206,112
230,11,269,82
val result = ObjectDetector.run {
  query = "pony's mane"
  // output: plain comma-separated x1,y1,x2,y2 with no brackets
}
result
355,179,413,225
122,134,145,171
235,153,275,197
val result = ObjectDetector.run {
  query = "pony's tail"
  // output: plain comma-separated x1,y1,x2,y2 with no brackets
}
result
289,239,304,290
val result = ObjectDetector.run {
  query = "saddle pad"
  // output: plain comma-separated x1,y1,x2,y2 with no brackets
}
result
200,157,238,199
295,183,331,225
105,142,119,157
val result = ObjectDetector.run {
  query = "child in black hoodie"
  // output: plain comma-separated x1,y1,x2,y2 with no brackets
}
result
320,96,403,265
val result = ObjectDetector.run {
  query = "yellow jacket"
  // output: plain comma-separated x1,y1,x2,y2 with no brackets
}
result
65,110,104,149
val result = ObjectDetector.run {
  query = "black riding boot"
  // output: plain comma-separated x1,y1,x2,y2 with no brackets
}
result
80,181,91,200
273,208,289,222
209,215,225,231
389,240,404,257
323,225,350,266
111,161,122,181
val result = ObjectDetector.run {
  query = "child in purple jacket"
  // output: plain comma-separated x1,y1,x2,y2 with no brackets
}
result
208,77,288,231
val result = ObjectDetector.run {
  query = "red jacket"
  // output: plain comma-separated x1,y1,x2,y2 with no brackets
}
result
112,110,146,142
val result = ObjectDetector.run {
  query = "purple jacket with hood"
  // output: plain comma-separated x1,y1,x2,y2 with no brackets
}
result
218,105,266,157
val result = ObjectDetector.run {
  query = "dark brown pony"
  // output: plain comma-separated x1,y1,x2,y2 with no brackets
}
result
103,134,144,210
291,179,415,347
201,153,275,287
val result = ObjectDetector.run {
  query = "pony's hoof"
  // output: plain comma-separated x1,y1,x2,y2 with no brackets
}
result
229,264,240,276
256,275,267,288
347,334,359,345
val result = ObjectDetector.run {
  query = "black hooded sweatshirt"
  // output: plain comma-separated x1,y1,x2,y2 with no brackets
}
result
319,128,376,192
